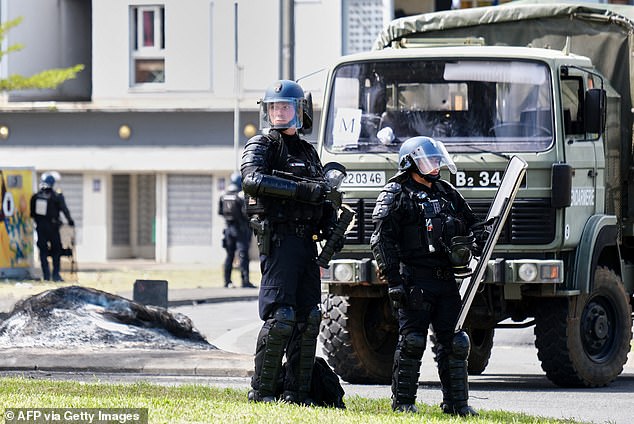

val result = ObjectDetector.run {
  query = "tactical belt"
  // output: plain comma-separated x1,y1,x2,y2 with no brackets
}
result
402,265,455,282
273,222,318,239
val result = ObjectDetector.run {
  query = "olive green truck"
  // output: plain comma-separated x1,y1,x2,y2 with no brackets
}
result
317,1,634,388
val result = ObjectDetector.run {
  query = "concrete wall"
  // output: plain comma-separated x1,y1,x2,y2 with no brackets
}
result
0,0,340,265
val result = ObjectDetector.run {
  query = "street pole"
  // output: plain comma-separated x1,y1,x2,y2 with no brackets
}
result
233,1,241,171
280,0,294,80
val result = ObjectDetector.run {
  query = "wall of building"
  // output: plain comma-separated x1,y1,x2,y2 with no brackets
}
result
0,0,339,266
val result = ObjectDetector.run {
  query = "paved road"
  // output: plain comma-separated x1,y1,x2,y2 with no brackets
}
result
174,300,634,424
1,288,633,424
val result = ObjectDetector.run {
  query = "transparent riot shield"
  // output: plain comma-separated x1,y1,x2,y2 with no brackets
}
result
455,156,528,332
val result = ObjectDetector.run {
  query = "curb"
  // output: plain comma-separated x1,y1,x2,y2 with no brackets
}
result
0,348,254,378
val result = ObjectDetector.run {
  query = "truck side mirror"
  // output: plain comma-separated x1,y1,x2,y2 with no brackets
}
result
584,88,606,135
551,163,573,208
301,91,314,135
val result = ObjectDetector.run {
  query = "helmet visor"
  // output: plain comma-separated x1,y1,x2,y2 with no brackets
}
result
259,98,303,130
410,142,457,175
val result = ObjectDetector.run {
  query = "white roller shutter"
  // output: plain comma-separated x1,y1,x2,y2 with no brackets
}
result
167,174,213,246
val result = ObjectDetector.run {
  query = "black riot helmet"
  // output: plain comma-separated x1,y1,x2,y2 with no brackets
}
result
228,171,242,191
259,80,312,131
40,171,61,189
389,136,456,183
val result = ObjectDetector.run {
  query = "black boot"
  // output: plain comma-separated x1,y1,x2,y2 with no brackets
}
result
239,251,255,288
438,331,478,417
224,252,234,288
283,307,320,405
249,307,295,402
391,333,425,412
39,252,51,281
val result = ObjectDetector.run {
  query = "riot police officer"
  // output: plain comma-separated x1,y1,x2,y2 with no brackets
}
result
30,172,74,282
241,80,337,405
218,172,255,288
370,136,481,416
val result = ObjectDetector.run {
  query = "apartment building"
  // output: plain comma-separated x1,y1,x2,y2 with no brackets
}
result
0,0,404,265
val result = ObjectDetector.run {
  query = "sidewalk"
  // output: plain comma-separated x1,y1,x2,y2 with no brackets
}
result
0,347,254,377
0,261,259,377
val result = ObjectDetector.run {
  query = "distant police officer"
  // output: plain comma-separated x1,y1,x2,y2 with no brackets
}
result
218,172,255,288
370,137,481,416
241,80,337,405
30,172,74,282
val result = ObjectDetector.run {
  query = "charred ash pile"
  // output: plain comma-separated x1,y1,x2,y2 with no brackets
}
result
0,286,216,350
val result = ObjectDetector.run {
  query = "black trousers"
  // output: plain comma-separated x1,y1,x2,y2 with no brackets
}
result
223,223,251,285
257,233,321,321
35,222,62,280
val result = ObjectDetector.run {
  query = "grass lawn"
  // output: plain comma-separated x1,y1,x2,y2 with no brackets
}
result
0,378,583,424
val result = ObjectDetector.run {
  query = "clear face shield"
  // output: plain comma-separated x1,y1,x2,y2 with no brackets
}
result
259,98,304,130
410,142,457,175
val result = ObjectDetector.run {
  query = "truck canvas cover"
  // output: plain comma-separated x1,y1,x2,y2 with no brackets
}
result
373,0,634,151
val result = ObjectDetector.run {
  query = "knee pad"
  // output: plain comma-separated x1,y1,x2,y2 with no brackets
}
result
451,331,470,360
269,305,296,338
401,332,426,358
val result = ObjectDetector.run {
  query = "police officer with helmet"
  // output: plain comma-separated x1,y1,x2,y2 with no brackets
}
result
241,80,338,405
370,136,482,416
218,171,255,288
30,172,74,282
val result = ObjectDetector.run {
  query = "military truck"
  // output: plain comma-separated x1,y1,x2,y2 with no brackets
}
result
317,1,634,388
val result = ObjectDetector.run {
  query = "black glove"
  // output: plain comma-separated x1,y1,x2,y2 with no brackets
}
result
68,219,75,227
295,181,327,204
470,218,494,256
388,284,407,311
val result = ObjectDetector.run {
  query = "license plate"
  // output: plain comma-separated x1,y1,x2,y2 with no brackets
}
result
451,170,526,188
341,171,386,187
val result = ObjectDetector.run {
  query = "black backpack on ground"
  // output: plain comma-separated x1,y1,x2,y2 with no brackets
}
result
278,357,346,409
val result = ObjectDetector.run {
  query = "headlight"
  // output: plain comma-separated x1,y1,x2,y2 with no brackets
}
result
333,263,354,282
518,263,538,282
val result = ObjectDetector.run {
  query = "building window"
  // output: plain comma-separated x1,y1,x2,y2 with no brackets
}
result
131,5,165,85
343,0,386,55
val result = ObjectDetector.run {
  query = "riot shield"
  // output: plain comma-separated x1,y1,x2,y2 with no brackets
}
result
455,156,528,332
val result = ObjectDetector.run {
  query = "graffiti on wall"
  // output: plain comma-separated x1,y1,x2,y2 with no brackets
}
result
0,169,34,269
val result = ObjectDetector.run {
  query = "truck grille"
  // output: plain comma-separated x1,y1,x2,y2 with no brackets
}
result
343,198,555,245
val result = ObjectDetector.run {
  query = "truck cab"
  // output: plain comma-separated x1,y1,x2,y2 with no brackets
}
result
317,2,633,388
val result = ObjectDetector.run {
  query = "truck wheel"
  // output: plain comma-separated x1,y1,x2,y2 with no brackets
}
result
534,266,632,387
320,295,398,384
466,328,494,375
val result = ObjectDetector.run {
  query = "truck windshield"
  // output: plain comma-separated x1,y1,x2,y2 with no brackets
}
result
323,59,553,154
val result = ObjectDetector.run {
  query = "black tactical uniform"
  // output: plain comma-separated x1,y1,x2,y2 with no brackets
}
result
30,173,74,282
218,172,254,288
241,80,336,405
371,136,481,416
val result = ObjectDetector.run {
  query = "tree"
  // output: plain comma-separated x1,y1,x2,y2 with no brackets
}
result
0,16,84,91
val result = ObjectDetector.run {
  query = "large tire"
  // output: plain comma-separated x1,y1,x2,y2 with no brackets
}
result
534,267,632,387
319,295,398,384
466,327,495,375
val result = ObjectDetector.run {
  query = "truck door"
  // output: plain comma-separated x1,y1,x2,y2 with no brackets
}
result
560,73,599,247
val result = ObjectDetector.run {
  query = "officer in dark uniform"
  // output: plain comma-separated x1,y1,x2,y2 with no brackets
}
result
241,80,337,405
370,136,481,416
218,172,255,288
30,172,74,282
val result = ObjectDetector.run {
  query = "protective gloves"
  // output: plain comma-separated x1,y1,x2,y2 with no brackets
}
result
388,284,407,311
295,181,327,204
